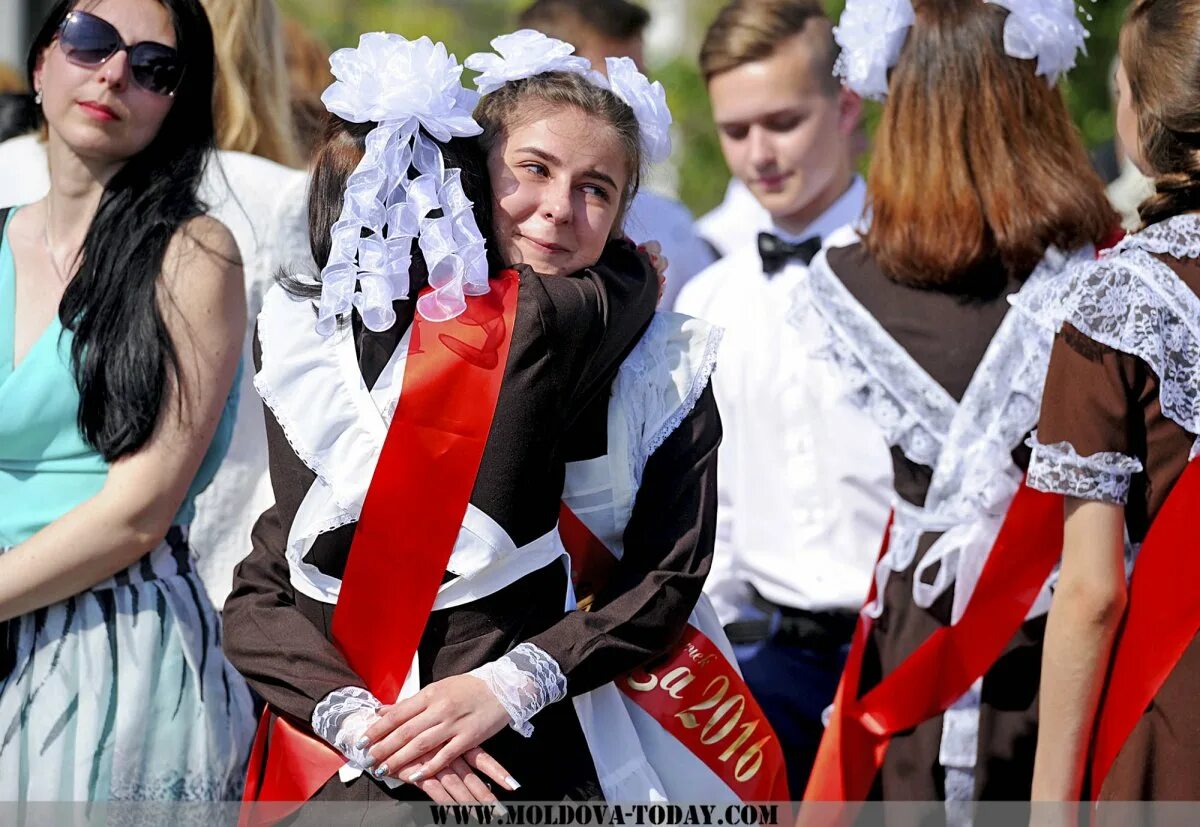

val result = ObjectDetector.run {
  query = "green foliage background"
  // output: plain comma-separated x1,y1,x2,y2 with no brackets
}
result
281,0,1130,217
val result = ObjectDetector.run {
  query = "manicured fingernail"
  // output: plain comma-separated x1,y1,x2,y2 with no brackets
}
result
492,803,509,822
372,764,388,778
505,776,520,791
362,755,376,769
407,769,424,783
355,736,370,750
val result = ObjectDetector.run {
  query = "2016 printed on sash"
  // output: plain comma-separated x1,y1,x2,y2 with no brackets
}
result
624,639,773,783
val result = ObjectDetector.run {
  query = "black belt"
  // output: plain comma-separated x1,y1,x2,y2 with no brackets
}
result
724,589,857,650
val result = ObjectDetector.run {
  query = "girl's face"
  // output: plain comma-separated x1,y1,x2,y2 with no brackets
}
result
1115,60,1146,175
34,0,179,165
487,104,629,276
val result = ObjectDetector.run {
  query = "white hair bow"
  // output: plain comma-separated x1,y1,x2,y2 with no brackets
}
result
602,56,673,166
464,29,598,95
984,0,1089,85
833,0,915,101
834,0,1089,102
316,33,487,334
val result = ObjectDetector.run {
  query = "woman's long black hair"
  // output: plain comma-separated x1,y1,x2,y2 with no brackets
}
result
27,0,218,460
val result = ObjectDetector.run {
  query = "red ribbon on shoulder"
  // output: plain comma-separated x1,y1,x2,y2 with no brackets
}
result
240,272,520,824
807,460,1200,804
804,483,1066,803
559,505,791,802
1089,458,1200,795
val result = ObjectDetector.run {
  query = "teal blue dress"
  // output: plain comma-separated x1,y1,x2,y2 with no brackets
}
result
0,207,255,800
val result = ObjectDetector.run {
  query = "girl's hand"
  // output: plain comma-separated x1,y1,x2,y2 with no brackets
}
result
637,240,668,304
362,675,517,787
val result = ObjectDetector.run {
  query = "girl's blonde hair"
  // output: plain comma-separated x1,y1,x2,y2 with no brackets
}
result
201,0,301,167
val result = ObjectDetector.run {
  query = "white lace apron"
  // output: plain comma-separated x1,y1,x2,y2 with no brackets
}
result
791,226,1094,799
562,312,742,802
254,284,666,798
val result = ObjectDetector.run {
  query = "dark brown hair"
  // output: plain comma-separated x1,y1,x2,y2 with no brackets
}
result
699,0,839,95
865,0,1114,287
474,71,643,232
517,0,650,45
1119,0,1200,228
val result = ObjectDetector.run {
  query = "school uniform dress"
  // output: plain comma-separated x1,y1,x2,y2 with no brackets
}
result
222,241,683,806
0,207,255,801
675,178,895,794
798,224,1094,801
1023,214,1200,800
562,311,751,799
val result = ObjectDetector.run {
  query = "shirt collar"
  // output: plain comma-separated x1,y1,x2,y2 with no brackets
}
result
769,176,867,244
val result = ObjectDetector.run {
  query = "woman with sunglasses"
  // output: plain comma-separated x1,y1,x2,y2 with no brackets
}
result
0,0,255,802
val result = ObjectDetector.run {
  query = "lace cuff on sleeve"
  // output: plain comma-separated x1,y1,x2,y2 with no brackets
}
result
311,685,382,769
1026,434,1144,505
467,642,568,737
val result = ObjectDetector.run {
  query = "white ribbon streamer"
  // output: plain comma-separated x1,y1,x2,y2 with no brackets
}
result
316,33,487,334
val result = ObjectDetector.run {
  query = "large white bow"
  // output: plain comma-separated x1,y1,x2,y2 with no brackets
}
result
316,33,488,334
465,29,596,95
603,56,673,166
833,0,915,101
984,0,1089,85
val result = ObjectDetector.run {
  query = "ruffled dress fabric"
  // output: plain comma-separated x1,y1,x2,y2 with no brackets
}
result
0,530,255,801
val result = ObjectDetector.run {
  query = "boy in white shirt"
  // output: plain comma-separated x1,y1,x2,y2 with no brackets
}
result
675,0,893,796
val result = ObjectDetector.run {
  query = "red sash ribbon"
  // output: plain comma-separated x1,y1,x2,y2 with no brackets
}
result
803,230,1139,805
559,505,791,801
1089,458,1200,795
805,483,1067,802
241,272,520,823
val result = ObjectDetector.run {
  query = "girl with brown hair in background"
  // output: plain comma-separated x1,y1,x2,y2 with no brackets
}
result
798,0,1116,806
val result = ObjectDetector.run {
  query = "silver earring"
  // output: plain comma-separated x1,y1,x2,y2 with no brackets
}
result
35,89,43,105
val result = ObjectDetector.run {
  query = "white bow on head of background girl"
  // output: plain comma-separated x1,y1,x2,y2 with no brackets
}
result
315,33,489,334
833,0,1090,101
465,30,674,167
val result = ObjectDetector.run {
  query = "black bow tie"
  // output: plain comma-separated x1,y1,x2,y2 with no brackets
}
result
758,232,822,275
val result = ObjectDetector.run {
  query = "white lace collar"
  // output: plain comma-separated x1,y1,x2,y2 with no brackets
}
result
798,234,956,469
1108,212,1200,260
564,311,722,560
1014,226,1200,439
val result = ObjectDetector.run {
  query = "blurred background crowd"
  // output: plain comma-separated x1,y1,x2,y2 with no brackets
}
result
0,0,1142,220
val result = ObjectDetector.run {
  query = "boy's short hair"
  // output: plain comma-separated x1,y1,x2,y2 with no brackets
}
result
517,0,650,46
700,0,840,95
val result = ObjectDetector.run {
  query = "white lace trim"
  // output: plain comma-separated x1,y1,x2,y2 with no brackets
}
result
808,244,1086,625
467,642,567,737
254,284,408,518
1107,213,1200,260
796,245,957,468
311,685,383,770
611,312,723,493
1013,220,1200,438
1026,434,1144,505
798,243,1089,779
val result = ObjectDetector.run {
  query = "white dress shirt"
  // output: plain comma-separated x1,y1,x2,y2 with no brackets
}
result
0,135,311,608
694,178,772,259
674,177,893,623
623,188,716,310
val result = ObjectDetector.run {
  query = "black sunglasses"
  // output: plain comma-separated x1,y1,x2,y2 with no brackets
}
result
56,10,185,97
